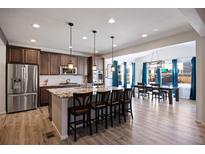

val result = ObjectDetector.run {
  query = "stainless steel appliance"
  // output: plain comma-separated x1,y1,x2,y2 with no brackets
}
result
93,70,103,84
60,66,77,75
7,64,38,113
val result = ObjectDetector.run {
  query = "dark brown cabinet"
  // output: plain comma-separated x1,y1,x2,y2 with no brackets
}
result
7,46,39,64
77,56,88,75
50,53,60,75
39,87,50,106
60,54,70,66
24,49,39,64
40,52,51,75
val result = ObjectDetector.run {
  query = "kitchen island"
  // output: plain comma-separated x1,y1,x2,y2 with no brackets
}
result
47,86,123,140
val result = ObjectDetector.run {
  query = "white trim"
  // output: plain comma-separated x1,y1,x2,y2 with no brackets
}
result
51,121,68,140
0,111,6,115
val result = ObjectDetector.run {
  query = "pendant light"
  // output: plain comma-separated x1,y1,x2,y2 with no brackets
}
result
68,22,74,69
111,36,115,72
92,30,97,71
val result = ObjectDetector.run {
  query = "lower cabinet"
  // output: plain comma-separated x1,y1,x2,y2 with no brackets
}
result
39,87,50,106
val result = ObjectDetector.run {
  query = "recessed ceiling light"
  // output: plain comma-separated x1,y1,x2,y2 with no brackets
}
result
82,36,87,40
108,18,115,24
96,50,99,53
32,24,40,28
30,39,36,42
141,34,148,38
153,28,159,32
113,44,117,47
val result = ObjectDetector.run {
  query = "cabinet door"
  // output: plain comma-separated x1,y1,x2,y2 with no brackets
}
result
24,49,39,64
96,57,104,71
77,56,84,75
8,47,24,63
60,54,70,66
71,56,78,67
40,52,50,75
50,53,60,75
84,57,88,76
40,88,49,106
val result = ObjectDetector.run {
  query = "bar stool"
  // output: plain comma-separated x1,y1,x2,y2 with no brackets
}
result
108,89,123,127
121,88,133,122
91,90,110,133
67,92,93,141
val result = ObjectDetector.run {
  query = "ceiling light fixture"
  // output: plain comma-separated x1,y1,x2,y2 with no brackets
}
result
141,34,148,38
92,30,97,71
113,44,117,47
67,22,74,69
30,39,36,42
111,36,115,72
32,24,40,28
82,36,87,40
108,18,115,24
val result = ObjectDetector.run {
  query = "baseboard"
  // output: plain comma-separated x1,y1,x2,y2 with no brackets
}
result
0,111,6,115
51,121,68,140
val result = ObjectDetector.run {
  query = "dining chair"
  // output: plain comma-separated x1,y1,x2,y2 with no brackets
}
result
151,83,164,102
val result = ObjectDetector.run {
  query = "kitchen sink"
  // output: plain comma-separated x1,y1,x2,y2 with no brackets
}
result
59,82,78,85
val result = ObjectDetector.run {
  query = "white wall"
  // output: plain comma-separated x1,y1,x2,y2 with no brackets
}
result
0,40,6,114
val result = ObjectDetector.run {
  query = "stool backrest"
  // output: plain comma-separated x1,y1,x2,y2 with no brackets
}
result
111,89,123,104
95,91,110,106
73,92,93,108
123,88,133,102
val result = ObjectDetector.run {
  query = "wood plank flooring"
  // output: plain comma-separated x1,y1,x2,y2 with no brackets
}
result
1,97,205,145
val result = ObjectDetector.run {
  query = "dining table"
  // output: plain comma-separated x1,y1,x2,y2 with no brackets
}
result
134,84,179,104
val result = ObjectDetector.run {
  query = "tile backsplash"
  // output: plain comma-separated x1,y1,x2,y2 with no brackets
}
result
40,75,84,86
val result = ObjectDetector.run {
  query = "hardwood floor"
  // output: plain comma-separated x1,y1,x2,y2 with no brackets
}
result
1,97,205,145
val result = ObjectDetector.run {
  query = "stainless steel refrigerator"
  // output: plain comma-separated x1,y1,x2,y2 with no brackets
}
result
7,64,38,113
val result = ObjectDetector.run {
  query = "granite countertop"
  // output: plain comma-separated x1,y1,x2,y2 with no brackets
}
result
40,83,82,88
47,86,123,99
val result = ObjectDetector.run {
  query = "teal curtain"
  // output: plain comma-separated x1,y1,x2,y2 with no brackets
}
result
156,68,161,85
142,62,147,85
123,62,127,88
112,60,118,87
172,59,178,88
190,57,196,100
131,63,136,86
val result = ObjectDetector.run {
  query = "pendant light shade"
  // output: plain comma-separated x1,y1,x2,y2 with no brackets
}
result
68,22,74,69
110,36,115,72
92,30,97,71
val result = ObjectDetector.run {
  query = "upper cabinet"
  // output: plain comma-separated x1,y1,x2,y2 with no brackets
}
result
60,54,70,66
7,46,40,64
50,53,60,75
40,52,51,75
77,56,88,75
24,49,40,64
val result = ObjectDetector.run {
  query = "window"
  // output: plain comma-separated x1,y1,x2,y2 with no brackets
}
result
147,61,163,84
161,60,172,86
177,58,192,84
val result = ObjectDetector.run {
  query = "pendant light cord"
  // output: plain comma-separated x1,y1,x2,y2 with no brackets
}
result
92,30,97,66
70,25,72,57
111,36,114,64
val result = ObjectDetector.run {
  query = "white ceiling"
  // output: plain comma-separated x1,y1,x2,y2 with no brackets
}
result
0,8,192,55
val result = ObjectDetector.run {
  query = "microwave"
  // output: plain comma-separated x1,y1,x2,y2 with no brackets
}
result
60,66,77,75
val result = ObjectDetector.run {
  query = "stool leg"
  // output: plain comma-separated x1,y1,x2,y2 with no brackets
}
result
123,103,126,122
130,101,133,119
88,111,92,135
110,105,113,127
105,106,108,129
83,113,85,128
119,103,121,124
74,115,77,141
95,109,98,133
68,111,70,135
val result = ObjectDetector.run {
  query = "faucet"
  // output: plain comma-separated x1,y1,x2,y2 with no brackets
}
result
66,78,70,84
